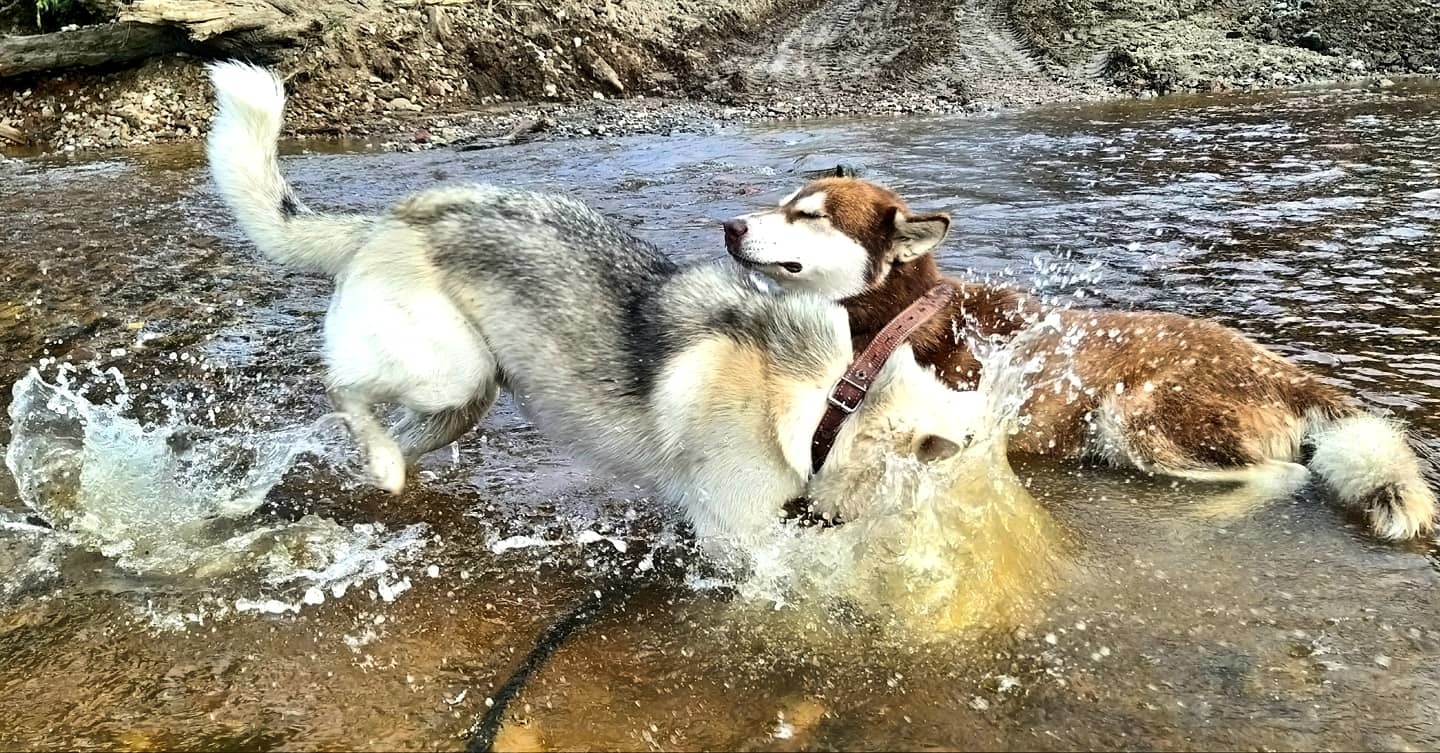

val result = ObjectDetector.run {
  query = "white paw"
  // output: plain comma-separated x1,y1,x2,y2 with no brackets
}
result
369,443,408,495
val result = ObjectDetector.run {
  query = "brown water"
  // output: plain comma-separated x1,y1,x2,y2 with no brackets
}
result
2,80,1439,751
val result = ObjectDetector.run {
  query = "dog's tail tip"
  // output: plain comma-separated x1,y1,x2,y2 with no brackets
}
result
1308,413,1436,541
207,61,285,112
207,59,282,95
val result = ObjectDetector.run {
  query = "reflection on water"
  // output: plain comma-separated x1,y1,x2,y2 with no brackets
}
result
1,79,1439,750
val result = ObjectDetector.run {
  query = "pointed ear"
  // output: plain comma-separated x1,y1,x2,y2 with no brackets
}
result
892,211,950,263
913,433,968,463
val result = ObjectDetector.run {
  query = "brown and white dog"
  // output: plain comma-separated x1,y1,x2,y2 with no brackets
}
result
723,176,1437,541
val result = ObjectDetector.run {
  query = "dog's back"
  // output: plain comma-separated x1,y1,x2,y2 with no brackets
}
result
394,185,681,401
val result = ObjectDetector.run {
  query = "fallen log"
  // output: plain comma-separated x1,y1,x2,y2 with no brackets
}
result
120,0,320,46
0,22,190,79
0,0,325,80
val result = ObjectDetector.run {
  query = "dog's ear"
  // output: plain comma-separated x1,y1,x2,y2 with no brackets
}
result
893,211,951,263
913,433,969,463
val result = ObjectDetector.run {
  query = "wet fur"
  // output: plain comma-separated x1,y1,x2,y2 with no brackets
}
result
730,175,1437,541
205,63,991,548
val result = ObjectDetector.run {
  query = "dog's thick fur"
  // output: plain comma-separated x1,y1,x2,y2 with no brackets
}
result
205,63,992,547
726,176,1437,541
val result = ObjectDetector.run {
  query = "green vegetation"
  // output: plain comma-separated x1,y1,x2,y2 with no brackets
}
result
38,0,81,25
6,0,84,30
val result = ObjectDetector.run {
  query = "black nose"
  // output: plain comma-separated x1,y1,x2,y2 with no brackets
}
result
723,218,748,253
725,217,748,244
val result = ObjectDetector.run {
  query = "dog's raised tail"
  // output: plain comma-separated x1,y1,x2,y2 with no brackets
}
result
1306,408,1436,540
206,61,371,275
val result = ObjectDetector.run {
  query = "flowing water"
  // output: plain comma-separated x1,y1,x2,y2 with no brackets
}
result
2,80,1438,750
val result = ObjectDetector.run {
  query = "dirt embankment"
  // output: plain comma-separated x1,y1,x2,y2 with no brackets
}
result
1009,0,1438,96
0,0,823,153
0,0,1435,155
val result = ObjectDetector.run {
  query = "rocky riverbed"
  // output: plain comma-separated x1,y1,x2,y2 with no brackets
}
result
0,0,1434,155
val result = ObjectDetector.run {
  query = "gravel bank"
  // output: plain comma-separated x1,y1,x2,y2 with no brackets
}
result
0,0,1434,156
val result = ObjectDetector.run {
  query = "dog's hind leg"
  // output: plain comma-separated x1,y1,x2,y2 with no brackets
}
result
1092,392,1310,520
394,380,499,461
1167,462,1310,521
391,336,501,461
328,388,409,494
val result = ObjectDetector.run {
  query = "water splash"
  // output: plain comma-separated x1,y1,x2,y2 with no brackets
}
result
2,368,428,598
732,330,1068,638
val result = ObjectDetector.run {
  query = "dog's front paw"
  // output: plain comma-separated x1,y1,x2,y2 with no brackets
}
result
369,443,408,495
318,411,410,494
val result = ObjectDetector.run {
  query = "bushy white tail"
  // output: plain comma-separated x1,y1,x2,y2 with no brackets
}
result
1308,413,1436,540
206,61,372,275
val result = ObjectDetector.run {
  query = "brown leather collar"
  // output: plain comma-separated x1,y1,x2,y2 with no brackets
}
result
809,282,958,475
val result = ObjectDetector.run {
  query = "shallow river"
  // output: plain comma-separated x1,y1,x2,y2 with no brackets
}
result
1,80,1438,750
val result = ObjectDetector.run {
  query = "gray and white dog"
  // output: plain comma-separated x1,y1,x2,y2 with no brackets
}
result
205,62,991,547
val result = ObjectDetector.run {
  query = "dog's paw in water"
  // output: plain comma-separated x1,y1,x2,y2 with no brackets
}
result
367,442,408,495
318,411,409,495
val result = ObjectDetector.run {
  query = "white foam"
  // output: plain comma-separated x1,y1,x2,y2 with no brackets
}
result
3,368,429,617
490,529,628,554
235,598,300,615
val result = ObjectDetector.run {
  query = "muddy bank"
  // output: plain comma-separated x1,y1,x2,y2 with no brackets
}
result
1,0,1437,155
1011,0,1438,96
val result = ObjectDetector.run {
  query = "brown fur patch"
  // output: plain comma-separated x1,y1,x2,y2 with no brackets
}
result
699,339,771,419
996,310,1354,465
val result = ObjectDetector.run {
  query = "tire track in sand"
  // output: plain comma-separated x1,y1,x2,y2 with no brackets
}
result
730,0,1112,112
